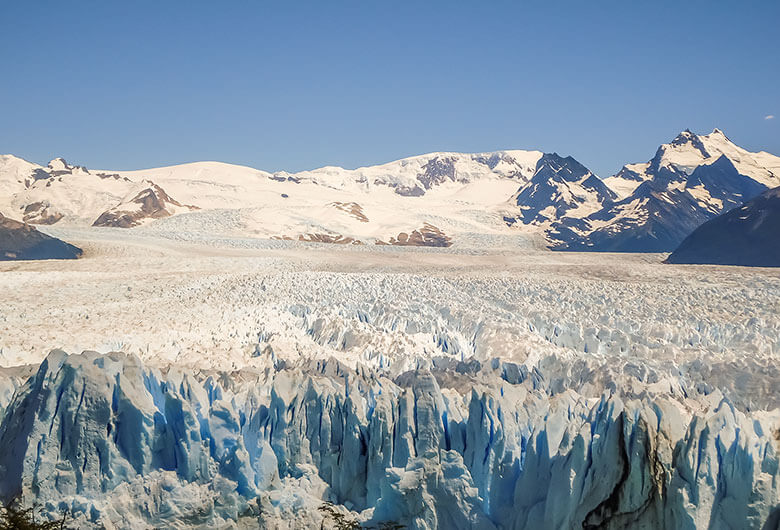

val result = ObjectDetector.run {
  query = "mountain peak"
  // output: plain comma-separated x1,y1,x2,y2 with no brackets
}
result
92,181,196,228
671,129,700,145
47,158,69,171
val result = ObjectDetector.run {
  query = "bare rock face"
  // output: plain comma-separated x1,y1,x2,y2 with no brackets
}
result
384,223,452,247
329,202,369,223
298,233,362,245
93,183,197,228
0,213,81,260
21,201,64,225
417,156,457,189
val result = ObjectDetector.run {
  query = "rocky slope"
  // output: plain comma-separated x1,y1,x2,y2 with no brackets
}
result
93,182,197,228
667,186,780,267
0,213,81,260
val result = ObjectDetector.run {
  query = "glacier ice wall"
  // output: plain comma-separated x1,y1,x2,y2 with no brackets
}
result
0,350,778,529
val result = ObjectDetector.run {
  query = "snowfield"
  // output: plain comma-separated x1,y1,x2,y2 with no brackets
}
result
0,229,779,529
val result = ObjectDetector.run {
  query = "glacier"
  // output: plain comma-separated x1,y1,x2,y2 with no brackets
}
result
0,350,778,529
0,235,779,528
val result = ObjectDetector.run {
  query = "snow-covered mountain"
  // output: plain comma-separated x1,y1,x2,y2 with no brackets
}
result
667,186,780,266
2,130,779,251
0,155,143,226
509,153,617,225
603,128,780,198
92,181,198,228
0,151,551,248
552,129,780,252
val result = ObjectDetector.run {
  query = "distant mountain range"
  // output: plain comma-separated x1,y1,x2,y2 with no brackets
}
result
1,129,778,253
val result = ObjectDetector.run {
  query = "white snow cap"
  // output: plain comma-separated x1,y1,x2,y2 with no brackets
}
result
47,157,69,171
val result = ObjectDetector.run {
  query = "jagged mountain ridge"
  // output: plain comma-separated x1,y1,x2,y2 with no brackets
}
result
550,129,780,252
2,130,779,250
510,153,617,225
603,128,780,198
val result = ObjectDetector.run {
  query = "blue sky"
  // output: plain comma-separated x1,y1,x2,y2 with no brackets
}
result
1,1,778,177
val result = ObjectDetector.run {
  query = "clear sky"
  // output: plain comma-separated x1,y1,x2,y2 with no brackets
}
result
1,1,778,177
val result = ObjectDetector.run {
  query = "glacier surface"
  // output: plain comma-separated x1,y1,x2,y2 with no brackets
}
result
0,233,778,528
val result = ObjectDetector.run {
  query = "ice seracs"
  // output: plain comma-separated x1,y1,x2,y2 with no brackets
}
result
0,349,777,529
0,230,779,527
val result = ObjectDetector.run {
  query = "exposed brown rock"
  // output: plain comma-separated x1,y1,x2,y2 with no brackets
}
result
0,212,81,260
298,233,363,245
329,202,369,223
93,183,197,228
774,426,780,453
273,233,364,245
382,223,452,247
22,201,64,225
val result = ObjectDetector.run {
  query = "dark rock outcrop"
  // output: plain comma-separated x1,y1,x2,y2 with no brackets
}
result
21,201,64,225
93,183,196,228
383,223,452,247
666,187,780,266
0,213,81,260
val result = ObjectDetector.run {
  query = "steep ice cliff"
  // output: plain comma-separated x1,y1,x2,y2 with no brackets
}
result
0,350,777,529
